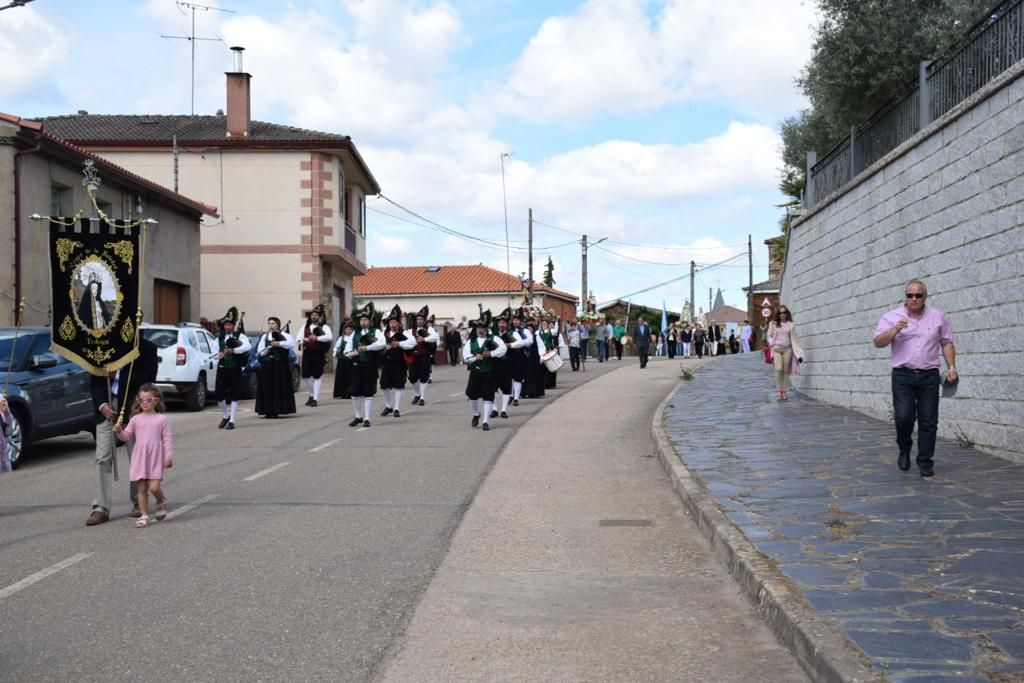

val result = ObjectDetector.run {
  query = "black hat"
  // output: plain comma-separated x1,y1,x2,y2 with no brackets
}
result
218,306,240,327
354,301,375,321
496,307,512,323
341,319,355,330
416,305,429,320
307,303,326,318
387,304,403,323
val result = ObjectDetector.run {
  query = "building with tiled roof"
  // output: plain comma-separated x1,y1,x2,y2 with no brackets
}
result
38,60,380,331
0,112,216,326
354,264,579,326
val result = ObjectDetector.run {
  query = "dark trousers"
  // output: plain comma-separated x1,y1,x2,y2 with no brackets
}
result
448,345,460,365
667,341,676,359
569,346,580,371
892,368,941,470
596,339,606,362
580,340,588,360
638,346,649,368
614,339,623,360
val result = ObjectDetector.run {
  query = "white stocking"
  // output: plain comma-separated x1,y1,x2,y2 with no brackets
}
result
394,389,403,409
363,397,373,417
305,377,314,396
482,401,493,423
513,381,522,401
352,398,363,419
312,378,322,400
471,399,480,416
383,389,393,408
218,400,228,418
501,394,510,411
229,401,239,422
417,382,427,401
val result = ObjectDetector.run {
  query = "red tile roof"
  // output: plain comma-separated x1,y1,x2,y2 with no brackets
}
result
354,264,578,301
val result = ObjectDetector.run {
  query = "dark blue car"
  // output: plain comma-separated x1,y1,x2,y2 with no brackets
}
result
0,328,94,469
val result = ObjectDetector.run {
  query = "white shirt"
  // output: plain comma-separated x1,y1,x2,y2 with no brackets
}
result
332,332,355,356
348,326,386,358
302,322,334,346
414,324,439,345
509,325,534,350
256,331,295,356
462,333,508,362
219,332,252,356
387,328,418,351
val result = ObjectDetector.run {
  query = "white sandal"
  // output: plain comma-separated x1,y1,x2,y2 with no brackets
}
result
134,515,150,528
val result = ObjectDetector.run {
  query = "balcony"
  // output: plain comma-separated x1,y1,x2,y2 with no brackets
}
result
345,222,357,255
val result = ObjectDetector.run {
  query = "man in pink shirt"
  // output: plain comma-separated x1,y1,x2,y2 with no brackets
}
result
873,279,958,477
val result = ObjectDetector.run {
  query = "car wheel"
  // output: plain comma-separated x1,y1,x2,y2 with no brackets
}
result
6,406,28,470
185,372,207,411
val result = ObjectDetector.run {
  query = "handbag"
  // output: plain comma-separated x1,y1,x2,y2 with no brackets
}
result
763,346,773,364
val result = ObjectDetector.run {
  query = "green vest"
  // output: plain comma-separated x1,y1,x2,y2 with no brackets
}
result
357,330,377,363
219,334,242,368
469,336,493,373
540,331,554,349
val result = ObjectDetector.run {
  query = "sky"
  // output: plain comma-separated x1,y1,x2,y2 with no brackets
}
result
0,0,819,316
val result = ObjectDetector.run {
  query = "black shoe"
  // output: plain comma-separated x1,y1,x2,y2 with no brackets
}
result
305,396,314,406
500,411,508,418
349,418,362,427
218,418,229,429
393,410,401,418
412,396,420,405
381,406,393,416
428,378,432,383
418,397,425,406
898,452,911,471
226,422,235,430
363,420,371,428
920,467,935,478
490,409,498,418
471,415,480,428
309,399,318,408
513,399,519,407
482,423,490,431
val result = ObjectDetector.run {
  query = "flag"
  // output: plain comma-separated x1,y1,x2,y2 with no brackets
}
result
50,218,141,375
661,300,668,333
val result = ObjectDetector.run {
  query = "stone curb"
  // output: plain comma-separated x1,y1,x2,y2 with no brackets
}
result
651,379,878,683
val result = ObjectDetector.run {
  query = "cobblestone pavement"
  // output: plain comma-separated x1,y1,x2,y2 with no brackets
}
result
662,353,1024,682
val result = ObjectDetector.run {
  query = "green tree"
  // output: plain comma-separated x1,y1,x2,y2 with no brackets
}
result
781,0,992,182
542,256,555,287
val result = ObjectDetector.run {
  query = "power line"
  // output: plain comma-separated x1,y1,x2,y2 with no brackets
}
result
532,217,750,251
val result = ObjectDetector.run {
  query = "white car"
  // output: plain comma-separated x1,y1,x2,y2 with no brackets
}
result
140,323,219,411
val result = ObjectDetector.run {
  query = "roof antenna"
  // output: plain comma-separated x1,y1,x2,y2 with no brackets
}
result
160,1,235,116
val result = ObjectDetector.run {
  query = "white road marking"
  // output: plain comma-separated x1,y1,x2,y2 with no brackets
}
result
0,553,93,600
449,392,463,397
164,494,219,521
243,462,290,482
309,438,342,453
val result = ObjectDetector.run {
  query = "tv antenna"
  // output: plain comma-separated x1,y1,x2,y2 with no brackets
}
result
160,1,234,116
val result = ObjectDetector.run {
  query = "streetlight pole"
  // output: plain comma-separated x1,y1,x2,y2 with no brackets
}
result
500,152,512,309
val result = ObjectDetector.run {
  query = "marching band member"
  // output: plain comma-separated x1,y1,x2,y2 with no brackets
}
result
508,310,534,407
331,320,356,399
380,305,417,418
214,307,251,430
410,306,438,406
300,304,333,407
255,317,296,419
463,314,506,431
346,304,386,427
490,308,514,419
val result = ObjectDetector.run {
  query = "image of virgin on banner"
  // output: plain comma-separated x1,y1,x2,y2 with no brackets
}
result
50,218,141,375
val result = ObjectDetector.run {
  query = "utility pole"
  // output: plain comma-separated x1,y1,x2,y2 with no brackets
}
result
580,235,607,313
748,234,753,319
708,287,712,315
689,261,695,323
528,208,533,304
581,234,588,312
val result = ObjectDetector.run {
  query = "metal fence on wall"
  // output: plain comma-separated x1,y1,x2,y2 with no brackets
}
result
807,0,1024,208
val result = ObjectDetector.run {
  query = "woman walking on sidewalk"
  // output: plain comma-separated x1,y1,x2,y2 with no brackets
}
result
767,305,803,400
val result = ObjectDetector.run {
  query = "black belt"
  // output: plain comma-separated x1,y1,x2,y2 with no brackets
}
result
893,367,938,373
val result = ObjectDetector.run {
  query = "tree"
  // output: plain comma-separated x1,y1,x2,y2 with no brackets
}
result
542,256,555,287
781,1,993,183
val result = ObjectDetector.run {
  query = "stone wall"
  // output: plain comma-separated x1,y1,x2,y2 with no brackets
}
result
782,61,1024,464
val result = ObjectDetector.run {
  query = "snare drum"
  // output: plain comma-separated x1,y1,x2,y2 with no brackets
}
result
541,350,563,372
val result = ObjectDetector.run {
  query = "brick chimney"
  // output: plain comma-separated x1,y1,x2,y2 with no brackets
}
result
225,46,251,138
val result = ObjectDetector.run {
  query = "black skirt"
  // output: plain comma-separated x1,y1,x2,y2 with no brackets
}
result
255,354,296,416
333,357,353,398
521,352,545,397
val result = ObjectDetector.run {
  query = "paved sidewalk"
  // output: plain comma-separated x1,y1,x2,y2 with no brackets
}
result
379,357,806,682
657,353,1024,682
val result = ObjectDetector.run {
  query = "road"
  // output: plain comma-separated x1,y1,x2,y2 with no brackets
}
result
0,357,805,682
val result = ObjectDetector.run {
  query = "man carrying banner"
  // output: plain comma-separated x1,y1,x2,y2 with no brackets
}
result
214,307,251,430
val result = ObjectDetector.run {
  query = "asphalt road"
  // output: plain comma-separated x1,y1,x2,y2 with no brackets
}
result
0,361,621,681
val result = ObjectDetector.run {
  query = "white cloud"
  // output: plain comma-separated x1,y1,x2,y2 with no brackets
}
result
489,0,815,123
0,7,68,97
372,233,413,258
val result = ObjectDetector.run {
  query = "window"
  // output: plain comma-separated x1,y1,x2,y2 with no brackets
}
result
359,193,366,237
344,189,352,228
50,185,69,217
338,164,346,223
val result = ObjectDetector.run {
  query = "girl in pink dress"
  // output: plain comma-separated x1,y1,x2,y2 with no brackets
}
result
114,383,173,528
